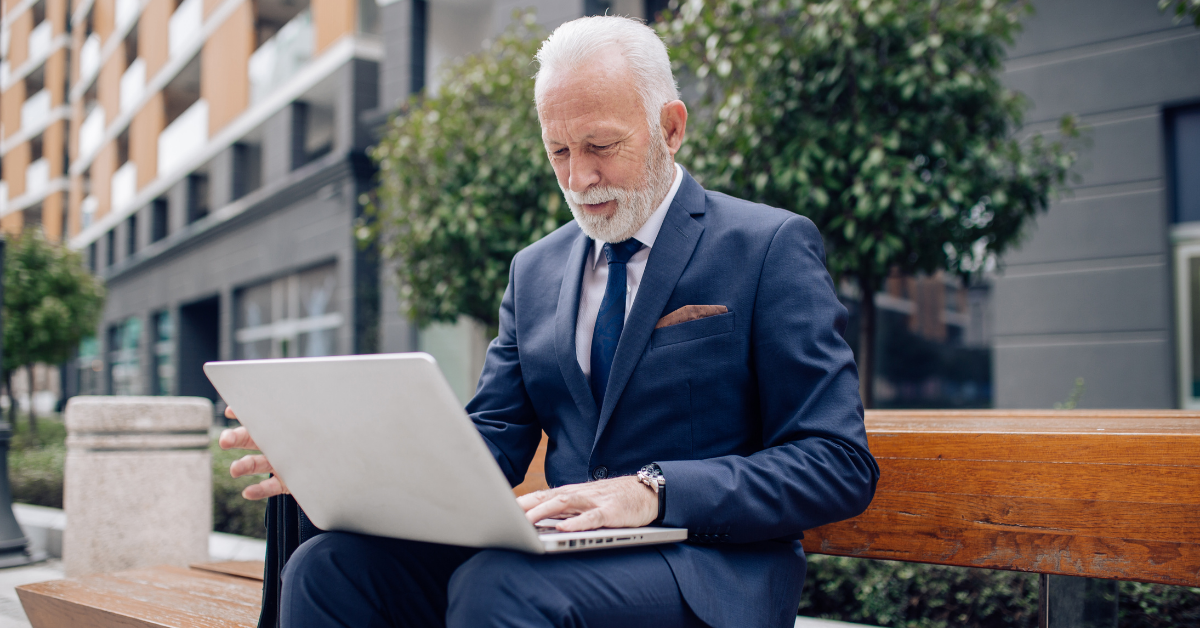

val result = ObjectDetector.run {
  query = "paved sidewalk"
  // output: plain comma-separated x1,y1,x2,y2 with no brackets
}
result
0,560,62,628
795,617,876,627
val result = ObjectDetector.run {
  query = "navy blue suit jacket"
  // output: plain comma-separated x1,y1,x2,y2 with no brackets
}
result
466,171,879,628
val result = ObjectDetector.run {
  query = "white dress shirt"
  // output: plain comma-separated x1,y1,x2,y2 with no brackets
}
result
575,163,684,378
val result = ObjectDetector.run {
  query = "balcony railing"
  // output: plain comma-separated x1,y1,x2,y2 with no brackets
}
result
158,99,208,177
28,20,52,62
78,106,105,162
169,0,203,59
120,59,145,114
79,34,101,84
115,0,140,35
248,10,313,106
81,195,98,229
111,162,138,213
25,158,50,198
21,89,51,132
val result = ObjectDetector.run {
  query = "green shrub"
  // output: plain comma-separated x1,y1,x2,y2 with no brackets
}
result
801,555,1200,627
5,414,266,539
211,440,267,539
8,413,66,509
9,440,65,509
800,555,1038,628
1118,581,1200,627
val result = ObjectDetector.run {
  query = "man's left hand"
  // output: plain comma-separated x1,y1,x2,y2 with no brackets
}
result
518,476,658,532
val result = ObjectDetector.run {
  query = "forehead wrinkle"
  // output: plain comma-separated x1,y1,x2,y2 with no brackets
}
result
537,72,645,146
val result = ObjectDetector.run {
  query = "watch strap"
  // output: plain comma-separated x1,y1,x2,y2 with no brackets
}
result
638,463,666,525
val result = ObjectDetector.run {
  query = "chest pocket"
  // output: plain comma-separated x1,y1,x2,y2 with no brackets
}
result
651,311,735,348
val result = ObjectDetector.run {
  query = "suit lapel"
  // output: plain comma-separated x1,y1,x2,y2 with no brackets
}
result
555,229,600,428
592,175,707,451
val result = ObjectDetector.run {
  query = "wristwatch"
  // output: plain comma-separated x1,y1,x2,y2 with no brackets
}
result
637,463,666,525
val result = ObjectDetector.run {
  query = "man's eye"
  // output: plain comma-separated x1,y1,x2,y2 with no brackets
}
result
593,144,614,151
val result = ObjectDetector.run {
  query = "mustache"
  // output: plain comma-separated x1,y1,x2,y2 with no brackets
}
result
562,186,631,205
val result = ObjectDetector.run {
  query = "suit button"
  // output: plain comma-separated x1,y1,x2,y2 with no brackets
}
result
592,466,608,480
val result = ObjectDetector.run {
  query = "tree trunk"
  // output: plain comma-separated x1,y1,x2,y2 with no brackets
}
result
857,275,876,409
25,364,36,439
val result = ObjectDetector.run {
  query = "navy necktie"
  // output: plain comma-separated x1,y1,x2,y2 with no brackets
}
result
590,238,644,408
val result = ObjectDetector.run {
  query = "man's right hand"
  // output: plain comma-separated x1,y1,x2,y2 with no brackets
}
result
219,407,290,500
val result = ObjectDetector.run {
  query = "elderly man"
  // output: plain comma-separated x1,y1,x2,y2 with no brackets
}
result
222,15,877,628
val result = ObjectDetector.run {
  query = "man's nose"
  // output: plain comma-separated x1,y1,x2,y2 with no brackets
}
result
568,154,600,194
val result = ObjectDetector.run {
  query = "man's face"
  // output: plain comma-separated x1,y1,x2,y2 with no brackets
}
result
537,48,675,243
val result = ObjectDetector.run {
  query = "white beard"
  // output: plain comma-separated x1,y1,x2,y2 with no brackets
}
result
560,138,676,244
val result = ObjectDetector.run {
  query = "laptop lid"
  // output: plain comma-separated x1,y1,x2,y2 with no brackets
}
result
204,353,546,554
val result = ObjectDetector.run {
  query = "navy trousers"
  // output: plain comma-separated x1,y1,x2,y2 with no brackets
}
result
280,532,708,628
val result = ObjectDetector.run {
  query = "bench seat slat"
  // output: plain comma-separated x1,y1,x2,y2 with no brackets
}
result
17,565,262,628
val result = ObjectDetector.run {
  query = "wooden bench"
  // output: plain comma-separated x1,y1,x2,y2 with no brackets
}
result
15,410,1200,627
16,561,265,627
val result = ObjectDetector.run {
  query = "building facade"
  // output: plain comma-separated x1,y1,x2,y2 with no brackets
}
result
3,0,1195,412
994,0,1200,409
0,0,670,409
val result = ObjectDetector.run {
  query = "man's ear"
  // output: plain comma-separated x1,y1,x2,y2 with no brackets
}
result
660,100,688,157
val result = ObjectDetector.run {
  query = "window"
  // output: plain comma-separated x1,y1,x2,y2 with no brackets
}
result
1169,106,1200,224
78,336,102,395
291,100,334,170
235,264,341,359
106,229,116,267
151,197,169,242
232,142,262,200
108,316,142,395
152,311,174,395
1169,105,1200,407
127,213,138,256
644,0,670,21
584,0,613,15
187,172,209,223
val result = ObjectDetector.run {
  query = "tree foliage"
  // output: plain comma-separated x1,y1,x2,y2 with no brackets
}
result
3,229,105,428
1160,0,1200,26
365,12,569,330
660,0,1078,405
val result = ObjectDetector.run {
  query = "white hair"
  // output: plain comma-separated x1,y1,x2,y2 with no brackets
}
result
534,15,680,131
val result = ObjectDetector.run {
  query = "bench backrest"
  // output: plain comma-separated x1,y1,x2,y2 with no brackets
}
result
806,410,1200,586
517,410,1200,587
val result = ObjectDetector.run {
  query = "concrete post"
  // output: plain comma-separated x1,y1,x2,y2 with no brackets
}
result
63,396,212,577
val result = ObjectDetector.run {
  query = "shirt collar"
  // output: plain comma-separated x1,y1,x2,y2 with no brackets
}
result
591,163,683,269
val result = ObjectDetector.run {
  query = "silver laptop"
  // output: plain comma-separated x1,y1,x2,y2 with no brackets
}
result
203,353,687,554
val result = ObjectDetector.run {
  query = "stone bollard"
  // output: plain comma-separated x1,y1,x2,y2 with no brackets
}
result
63,396,213,577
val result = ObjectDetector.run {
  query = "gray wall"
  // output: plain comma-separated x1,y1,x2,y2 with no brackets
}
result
993,0,1200,408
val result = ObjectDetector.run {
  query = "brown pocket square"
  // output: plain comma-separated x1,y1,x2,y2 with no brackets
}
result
655,305,729,329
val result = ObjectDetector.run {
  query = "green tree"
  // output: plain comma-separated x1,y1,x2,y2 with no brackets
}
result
364,12,569,330
4,229,105,434
661,0,1078,406
1160,0,1200,26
